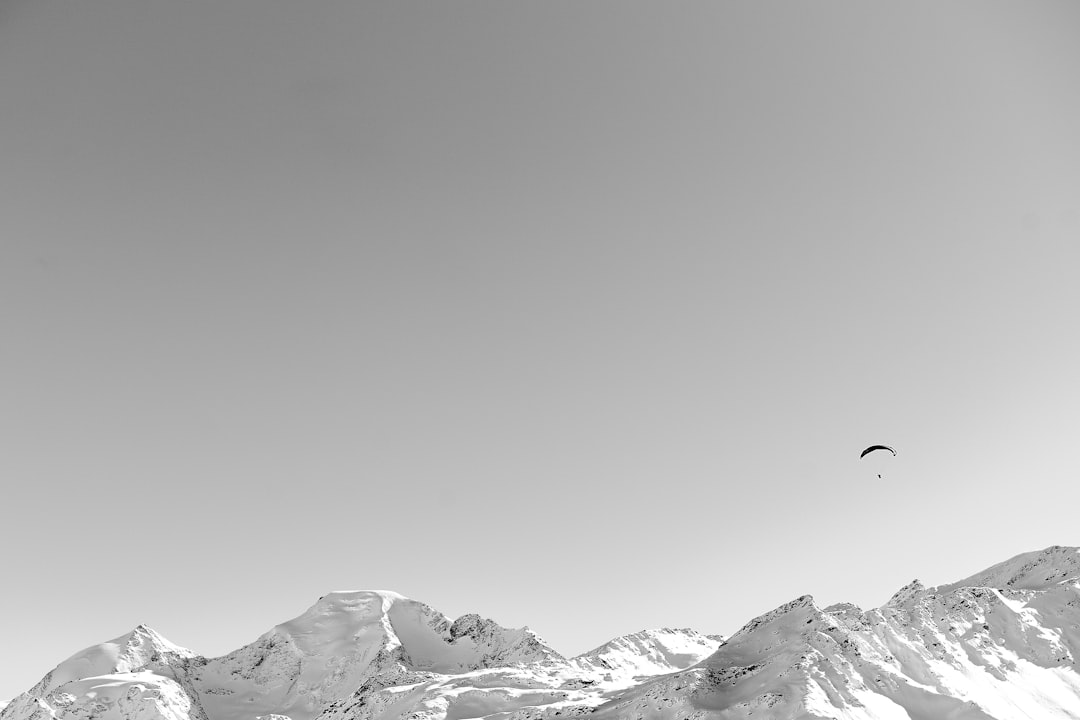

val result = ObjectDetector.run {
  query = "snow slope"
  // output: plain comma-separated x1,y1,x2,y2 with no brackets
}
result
29,625,196,698
1,592,569,720
936,545,1080,594
184,591,565,720
7,546,1080,720
591,546,1080,719
572,629,723,682
0,626,203,720
318,628,726,720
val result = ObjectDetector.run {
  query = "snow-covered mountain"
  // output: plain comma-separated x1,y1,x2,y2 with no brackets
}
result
6,546,1080,720
3,625,202,720
592,546,1080,720
572,628,723,682
184,591,566,720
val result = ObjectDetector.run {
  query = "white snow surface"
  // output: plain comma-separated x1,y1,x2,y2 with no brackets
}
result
31,626,196,698
572,629,723,682
7,546,1080,720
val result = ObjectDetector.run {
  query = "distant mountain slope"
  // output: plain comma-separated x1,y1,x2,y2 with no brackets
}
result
572,628,723,681
6,545,1080,720
1,626,203,720
29,625,195,698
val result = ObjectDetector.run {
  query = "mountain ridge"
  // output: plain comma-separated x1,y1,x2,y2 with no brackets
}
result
5,545,1080,720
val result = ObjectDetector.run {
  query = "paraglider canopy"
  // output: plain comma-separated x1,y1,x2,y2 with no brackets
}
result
859,444,896,459
860,445,896,478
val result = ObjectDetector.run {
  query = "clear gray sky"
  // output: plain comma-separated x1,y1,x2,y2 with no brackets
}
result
3,0,1080,701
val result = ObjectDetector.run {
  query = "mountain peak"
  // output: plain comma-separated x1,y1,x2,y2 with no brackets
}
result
572,627,722,679
886,578,926,606
724,594,819,644
24,623,194,701
305,589,407,618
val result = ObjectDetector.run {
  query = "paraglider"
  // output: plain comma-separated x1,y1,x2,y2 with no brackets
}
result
859,445,896,459
860,445,896,478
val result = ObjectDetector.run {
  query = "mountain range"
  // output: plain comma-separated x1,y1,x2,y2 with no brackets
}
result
5,545,1080,720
